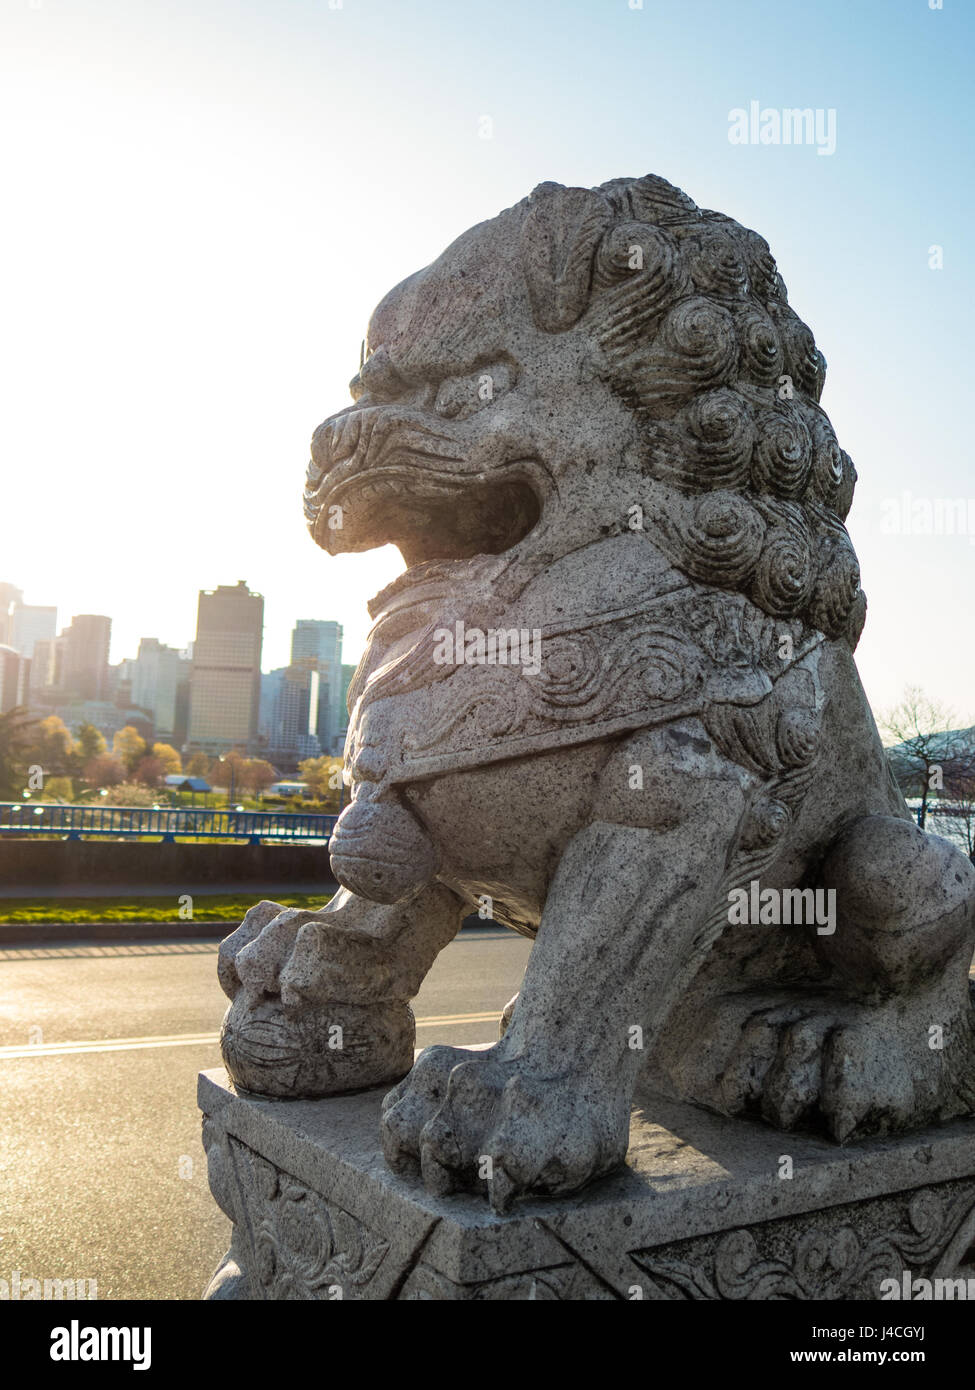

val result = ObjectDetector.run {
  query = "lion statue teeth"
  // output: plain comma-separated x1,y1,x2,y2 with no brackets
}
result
217,174,975,1212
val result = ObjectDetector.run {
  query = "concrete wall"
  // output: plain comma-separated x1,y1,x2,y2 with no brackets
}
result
0,839,336,893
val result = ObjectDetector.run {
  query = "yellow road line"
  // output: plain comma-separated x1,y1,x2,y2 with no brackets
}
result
415,1012,498,1027
0,1011,500,1060
0,1033,219,1059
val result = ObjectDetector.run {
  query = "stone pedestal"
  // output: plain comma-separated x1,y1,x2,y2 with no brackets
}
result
199,1060,975,1301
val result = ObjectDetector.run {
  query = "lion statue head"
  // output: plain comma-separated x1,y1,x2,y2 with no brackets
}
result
305,173,863,656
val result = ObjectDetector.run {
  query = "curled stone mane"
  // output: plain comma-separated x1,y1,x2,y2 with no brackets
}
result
518,174,864,648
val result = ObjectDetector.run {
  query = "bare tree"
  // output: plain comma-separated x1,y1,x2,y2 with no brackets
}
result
933,759,975,862
880,686,974,830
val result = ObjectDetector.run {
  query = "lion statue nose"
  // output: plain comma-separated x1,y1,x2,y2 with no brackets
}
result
328,796,440,904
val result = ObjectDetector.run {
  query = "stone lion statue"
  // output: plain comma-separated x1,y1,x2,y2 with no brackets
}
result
217,175,975,1213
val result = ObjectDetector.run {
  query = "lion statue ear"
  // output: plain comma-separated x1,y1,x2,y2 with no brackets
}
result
520,182,613,332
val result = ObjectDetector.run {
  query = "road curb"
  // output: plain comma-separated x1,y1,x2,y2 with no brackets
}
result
0,914,503,944
0,921,229,943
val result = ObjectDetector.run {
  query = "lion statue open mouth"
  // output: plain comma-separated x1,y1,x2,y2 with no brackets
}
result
217,174,975,1213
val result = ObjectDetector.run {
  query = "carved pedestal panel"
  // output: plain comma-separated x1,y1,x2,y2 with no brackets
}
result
200,1064,975,1302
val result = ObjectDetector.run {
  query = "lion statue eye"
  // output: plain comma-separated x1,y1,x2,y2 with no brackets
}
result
434,361,515,419
349,344,408,403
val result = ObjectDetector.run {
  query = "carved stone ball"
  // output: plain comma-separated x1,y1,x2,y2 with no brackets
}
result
219,992,415,1098
328,797,440,904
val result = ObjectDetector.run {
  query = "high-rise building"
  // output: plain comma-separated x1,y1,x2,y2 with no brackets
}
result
290,620,344,754
261,662,321,770
28,638,57,695
0,585,23,647
0,645,30,713
188,582,263,754
172,677,190,748
337,663,357,752
258,669,285,744
106,663,135,711
59,615,111,701
129,638,191,741
10,603,57,660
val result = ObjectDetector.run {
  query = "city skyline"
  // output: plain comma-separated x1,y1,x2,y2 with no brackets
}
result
3,1,974,721
1,576,351,765
0,576,358,677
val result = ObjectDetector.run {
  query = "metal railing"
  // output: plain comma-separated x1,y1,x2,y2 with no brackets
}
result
0,802,337,845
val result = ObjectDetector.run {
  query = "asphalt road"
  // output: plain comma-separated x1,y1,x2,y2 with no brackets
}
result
0,926,532,1301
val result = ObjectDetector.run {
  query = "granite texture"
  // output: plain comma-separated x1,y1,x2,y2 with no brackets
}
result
199,1064,975,1300
213,173,975,1213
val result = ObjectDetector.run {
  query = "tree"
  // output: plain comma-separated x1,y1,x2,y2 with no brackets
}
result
83,753,125,788
0,707,38,799
42,776,74,802
134,755,165,787
75,722,106,763
243,759,277,797
101,781,165,808
880,686,974,829
929,751,975,862
298,755,345,811
113,726,147,777
298,755,330,798
25,715,77,784
211,750,247,792
184,751,211,777
151,743,182,777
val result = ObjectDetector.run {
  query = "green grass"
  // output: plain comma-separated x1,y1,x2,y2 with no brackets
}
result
0,893,333,925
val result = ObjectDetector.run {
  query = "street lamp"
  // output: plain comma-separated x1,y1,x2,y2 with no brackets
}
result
217,755,238,809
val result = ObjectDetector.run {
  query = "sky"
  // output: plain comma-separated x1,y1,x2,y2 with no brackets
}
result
1,0,972,721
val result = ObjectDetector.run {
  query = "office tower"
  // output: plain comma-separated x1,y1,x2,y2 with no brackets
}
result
28,638,56,695
59,614,112,701
290,619,343,754
340,663,356,709
262,662,321,769
130,638,191,740
0,644,30,713
338,663,357,750
108,664,134,710
172,677,190,749
258,669,285,744
9,603,57,660
188,581,263,754
0,584,23,647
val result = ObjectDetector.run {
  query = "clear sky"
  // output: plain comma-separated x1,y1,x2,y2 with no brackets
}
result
2,0,972,721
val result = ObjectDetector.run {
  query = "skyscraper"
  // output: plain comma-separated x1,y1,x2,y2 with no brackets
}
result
290,619,343,753
0,585,23,647
10,603,57,660
129,638,191,741
0,645,30,714
188,581,263,754
28,638,56,695
261,662,321,770
59,615,112,701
